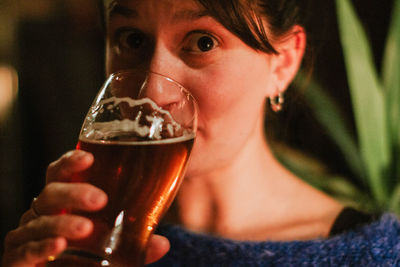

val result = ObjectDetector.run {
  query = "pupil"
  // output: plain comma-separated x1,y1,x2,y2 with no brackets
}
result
197,36,213,52
127,33,143,49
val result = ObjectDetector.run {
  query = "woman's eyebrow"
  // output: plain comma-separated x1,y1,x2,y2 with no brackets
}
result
172,9,210,22
107,2,209,22
108,3,138,18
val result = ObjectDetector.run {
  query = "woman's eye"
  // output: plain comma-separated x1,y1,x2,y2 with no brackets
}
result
183,32,219,53
115,29,146,51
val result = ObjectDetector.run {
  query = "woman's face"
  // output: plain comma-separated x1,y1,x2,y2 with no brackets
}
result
105,0,277,177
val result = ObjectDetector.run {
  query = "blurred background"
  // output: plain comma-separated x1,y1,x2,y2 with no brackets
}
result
0,0,393,257
0,0,104,255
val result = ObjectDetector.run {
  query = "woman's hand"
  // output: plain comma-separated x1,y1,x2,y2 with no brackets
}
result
3,150,170,267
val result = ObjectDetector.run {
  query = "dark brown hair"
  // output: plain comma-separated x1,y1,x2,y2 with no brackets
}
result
194,0,309,54
192,0,314,73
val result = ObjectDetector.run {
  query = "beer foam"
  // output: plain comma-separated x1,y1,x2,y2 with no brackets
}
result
79,132,195,145
81,96,192,142
99,97,178,123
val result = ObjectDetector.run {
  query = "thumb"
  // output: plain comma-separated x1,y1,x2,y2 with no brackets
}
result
145,235,170,264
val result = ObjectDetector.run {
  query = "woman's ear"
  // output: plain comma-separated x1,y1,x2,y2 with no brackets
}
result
270,25,306,94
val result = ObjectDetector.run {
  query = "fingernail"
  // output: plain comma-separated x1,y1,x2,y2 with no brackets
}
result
89,192,107,206
75,220,90,233
73,150,87,160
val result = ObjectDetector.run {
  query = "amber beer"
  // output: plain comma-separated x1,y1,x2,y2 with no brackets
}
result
56,135,194,266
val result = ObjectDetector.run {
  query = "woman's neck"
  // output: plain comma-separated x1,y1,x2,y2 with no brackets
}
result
165,121,343,241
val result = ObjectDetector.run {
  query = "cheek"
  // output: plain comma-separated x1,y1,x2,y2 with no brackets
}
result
105,42,135,75
183,52,272,175
187,52,271,121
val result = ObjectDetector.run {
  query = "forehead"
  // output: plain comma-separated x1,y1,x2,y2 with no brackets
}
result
104,0,205,16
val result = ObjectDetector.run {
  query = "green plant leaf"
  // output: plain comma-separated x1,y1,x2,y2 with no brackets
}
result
336,0,390,204
389,184,400,213
383,0,400,144
382,0,400,185
294,72,366,181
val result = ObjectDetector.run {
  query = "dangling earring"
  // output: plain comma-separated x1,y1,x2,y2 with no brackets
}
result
269,90,284,112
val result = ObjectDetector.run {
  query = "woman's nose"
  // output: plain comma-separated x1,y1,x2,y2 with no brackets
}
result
147,42,178,78
139,71,184,110
140,43,185,108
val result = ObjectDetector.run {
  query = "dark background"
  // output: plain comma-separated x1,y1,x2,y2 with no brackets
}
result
0,0,394,257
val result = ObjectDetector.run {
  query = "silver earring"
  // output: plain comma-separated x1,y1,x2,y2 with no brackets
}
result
269,91,284,112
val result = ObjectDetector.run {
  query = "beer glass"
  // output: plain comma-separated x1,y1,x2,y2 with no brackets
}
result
49,70,197,267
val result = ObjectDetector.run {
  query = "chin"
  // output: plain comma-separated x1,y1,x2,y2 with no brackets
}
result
183,151,219,180
184,157,199,179
183,153,210,180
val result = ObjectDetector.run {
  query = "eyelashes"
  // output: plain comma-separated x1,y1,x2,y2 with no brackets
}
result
113,27,148,54
182,31,219,53
112,28,219,56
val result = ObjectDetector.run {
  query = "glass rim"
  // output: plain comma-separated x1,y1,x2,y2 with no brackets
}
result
108,69,195,100
108,69,198,126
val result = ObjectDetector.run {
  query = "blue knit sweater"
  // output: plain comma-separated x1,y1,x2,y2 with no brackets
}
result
149,214,400,266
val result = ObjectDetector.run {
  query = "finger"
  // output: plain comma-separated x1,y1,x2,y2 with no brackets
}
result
3,237,66,267
7,215,93,247
20,208,40,226
145,235,170,264
46,150,94,183
19,197,42,226
26,183,107,219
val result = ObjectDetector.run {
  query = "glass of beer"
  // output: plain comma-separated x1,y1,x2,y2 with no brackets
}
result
49,70,197,267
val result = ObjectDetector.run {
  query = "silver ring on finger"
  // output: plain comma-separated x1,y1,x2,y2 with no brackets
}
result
30,197,41,218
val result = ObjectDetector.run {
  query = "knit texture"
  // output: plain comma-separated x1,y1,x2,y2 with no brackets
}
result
148,214,400,266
